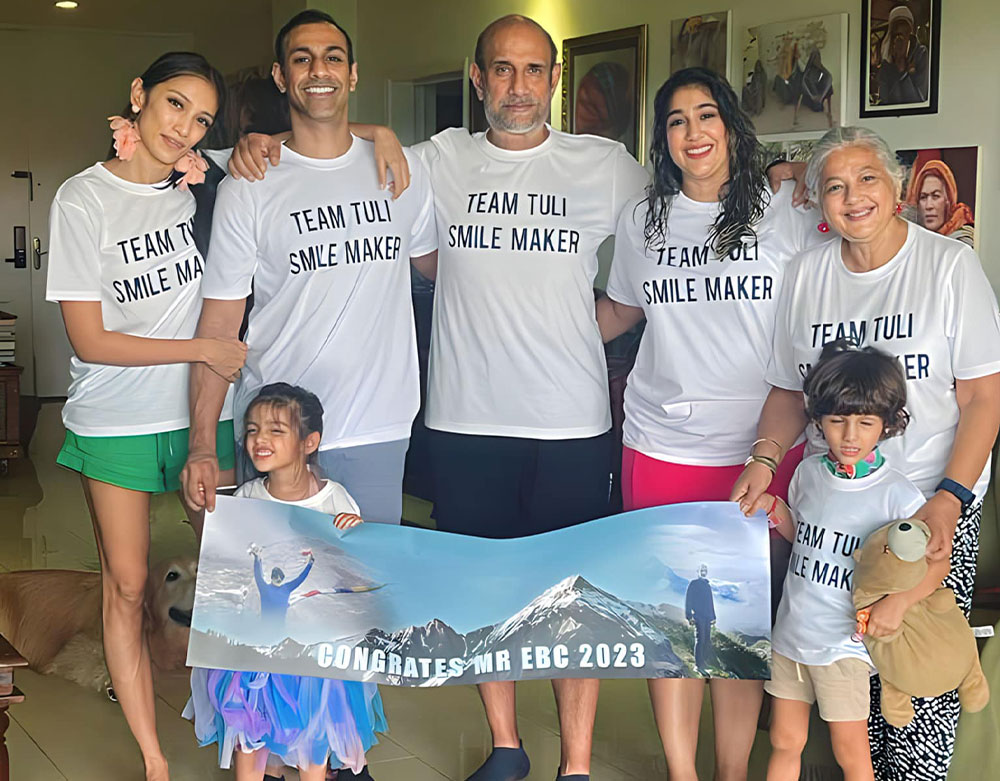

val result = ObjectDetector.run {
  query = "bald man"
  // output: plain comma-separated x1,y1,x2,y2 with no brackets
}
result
413,17,648,781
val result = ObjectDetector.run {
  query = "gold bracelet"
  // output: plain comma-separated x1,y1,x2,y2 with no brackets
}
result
745,454,778,474
750,437,784,458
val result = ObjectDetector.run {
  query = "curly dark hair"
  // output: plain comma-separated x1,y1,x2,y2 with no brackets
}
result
803,340,910,439
644,67,769,258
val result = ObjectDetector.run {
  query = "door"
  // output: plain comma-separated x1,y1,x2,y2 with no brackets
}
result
386,59,471,147
0,26,191,397
0,34,34,392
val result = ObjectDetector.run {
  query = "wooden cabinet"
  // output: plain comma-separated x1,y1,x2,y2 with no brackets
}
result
0,365,23,474
0,632,28,781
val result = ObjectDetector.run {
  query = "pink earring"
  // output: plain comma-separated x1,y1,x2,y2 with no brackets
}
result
174,150,209,190
817,221,830,233
107,115,141,161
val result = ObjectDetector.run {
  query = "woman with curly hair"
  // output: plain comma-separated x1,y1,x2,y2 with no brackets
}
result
597,67,824,780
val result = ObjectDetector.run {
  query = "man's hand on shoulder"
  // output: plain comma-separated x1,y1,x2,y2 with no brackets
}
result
767,160,810,207
371,125,410,199
229,132,288,181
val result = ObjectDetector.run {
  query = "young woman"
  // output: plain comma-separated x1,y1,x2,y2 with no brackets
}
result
597,67,823,781
45,52,244,781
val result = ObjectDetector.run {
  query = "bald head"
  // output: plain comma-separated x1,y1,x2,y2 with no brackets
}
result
475,14,558,73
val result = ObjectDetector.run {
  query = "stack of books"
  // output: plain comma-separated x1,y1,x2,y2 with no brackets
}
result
0,311,16,365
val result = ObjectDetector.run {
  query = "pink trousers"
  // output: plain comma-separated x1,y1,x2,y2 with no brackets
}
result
621,443,805,510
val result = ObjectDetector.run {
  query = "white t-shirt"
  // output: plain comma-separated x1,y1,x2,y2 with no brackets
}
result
767,222,1000,498
413,126,649,439
46,162,231,436
773,454,925,667
606,184,821,465
235,471,360,515
202,137,438,450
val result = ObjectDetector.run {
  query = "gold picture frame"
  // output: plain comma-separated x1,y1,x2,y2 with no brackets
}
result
562,25,647,163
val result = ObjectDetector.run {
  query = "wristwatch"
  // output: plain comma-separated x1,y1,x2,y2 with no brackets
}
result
935,478,975,510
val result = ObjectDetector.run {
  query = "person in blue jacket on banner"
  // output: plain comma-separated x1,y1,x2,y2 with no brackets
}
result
685,564,716,672
251,546,314,624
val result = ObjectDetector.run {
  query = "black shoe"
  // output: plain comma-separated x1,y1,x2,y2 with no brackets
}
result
263,775,285,781
556,775,589,781
466,742,530,781
330,766,375,781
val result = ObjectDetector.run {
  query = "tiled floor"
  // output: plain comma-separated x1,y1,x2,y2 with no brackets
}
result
2,403,993,780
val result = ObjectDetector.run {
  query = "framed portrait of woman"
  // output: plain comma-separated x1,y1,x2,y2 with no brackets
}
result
860,0,941,117
561,25,647,162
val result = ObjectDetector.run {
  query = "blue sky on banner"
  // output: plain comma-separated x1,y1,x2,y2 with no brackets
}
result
191,498,770,647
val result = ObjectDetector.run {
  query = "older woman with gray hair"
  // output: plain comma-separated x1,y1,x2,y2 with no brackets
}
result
731,126,1000,780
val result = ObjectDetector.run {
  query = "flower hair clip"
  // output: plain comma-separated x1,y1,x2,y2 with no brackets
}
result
108,115,141,161
174,150,209,190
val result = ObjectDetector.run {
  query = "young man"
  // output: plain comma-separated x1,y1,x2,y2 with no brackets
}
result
227,14,648,781
181,10,436,526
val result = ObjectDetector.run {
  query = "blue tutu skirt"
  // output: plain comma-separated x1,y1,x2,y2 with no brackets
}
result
184,668,386,771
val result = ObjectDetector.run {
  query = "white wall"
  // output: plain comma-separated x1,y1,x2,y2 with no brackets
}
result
352,0,1000,290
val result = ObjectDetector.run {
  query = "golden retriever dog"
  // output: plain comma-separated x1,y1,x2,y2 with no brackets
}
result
0,557,197,694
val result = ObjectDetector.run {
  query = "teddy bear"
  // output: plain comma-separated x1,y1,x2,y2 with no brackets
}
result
852,518,989,727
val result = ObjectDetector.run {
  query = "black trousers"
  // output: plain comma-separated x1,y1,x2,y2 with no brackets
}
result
428,429,613,539
693,618,714,670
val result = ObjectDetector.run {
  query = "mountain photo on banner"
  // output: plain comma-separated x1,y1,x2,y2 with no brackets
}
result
188,498,771,686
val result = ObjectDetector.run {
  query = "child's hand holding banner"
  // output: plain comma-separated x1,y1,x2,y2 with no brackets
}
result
188,497,772,686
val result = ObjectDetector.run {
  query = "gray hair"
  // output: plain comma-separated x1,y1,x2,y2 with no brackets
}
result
804,126,905,202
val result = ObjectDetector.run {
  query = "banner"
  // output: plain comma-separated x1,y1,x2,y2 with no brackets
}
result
188,497,771,686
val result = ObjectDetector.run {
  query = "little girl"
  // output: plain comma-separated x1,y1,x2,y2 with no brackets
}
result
186,382,384,781
747,341,947,781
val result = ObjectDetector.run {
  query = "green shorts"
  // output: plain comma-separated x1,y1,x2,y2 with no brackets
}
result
56,420,235,494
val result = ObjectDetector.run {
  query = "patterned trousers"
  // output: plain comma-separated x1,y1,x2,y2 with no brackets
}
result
868,502,982,781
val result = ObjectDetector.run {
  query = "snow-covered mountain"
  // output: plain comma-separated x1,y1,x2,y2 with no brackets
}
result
192,572,769,685
471,575,675,653
349,575,686,684
360,617,468,660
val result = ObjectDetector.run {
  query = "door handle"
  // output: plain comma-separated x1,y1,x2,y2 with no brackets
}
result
4,226,26,269
32,236,47,270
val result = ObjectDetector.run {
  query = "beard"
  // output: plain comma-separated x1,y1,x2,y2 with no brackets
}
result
483,91,549,135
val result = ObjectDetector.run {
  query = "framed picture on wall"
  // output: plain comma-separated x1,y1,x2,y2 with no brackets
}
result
897,146,979,248
562,25,647,162
740,13,848,139
670,11,732,81
860,0,941,117
760,138,822,166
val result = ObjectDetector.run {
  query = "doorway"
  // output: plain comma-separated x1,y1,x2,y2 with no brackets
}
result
386,63,472,147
